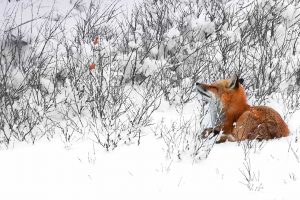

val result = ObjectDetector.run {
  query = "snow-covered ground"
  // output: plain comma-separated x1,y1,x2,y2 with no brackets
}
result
0,99,300,200
1,0,300,199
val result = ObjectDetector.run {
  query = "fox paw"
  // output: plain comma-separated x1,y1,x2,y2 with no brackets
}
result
200,128,220,140
216,134,235,143
200,128,214,139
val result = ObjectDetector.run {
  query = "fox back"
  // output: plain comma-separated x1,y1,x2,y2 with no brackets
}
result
196,75,289,142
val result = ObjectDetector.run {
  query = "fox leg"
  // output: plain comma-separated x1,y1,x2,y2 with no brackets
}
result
247,121,277,140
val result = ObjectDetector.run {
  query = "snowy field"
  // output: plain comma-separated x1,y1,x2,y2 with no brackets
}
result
0,99,300,200
1,0,300,200
0,100,300,200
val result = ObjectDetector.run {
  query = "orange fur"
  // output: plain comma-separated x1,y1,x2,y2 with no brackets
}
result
196,75,289,143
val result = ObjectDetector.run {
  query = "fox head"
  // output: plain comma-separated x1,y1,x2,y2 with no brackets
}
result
196,75,247,126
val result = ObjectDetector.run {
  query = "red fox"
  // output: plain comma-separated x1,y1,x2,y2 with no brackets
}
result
196,75,289,143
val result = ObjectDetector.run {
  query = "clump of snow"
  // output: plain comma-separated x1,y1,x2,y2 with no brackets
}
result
222,22,229,31
215,51,223,62
101,39,116,54
167,39,177,50
282,4,295,21
150,46,159,56
165,27,180,39
10,68,25,88
224,27,241,42
289,110,300,133
128,40,140,49
40,77,54,94
82,42,93,57
275,24,286,47
181,77,191,87
191,13,215,34
224,30,236,40
141,57,166,76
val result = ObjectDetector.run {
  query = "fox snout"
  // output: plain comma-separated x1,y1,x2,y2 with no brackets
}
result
195,82,211,99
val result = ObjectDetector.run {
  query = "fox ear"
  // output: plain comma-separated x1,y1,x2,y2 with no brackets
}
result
229,74,239,89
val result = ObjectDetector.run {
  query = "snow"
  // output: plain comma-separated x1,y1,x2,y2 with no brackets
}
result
224,27,241,42
128,40,140,49
0,97,300,200
141,57,166,76
167,39,177,50
40,77,54,93
165,27,181,39
150,46,159,56
164,27,181,50
282,4,295,21
10,68,25,88
276,24,286,47
289,110,300,133
1,0,300,200
190,13,215,34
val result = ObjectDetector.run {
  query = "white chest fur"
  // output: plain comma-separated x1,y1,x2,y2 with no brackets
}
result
209,96,223,127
